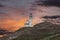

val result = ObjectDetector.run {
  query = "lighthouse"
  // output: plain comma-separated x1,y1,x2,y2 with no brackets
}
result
25,13,33,27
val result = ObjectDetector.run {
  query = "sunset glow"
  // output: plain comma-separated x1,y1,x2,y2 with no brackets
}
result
0,17,28,32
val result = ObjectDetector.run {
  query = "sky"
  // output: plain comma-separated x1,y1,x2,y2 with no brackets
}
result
0,0,60,32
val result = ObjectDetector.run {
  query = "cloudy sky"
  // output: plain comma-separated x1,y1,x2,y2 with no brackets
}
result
0,0,60,32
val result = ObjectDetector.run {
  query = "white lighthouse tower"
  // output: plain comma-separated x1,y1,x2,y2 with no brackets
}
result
25,13,33,27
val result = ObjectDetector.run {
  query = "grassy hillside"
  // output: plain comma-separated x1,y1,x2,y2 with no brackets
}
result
12,22,60,40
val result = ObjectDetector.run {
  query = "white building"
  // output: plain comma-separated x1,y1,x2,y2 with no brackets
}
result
25,13,33,27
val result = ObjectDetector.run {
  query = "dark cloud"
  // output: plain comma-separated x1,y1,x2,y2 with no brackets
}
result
36,0,60,7
0,4,5,7
0,0,5,1
0,12,11,20
0,29,12,35
0,12,9,17
42,15,60,19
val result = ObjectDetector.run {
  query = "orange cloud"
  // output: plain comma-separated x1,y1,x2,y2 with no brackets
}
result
0,17,27,32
